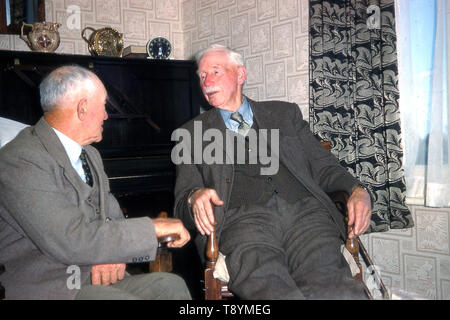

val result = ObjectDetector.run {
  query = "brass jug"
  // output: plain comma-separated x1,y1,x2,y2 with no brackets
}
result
20,22,61,52
81,26,124,57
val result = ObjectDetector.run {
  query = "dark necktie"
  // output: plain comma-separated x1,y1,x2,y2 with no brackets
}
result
79,149,93,187
230,112,251,136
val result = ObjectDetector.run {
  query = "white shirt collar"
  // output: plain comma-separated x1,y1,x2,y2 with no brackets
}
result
51,128,83,167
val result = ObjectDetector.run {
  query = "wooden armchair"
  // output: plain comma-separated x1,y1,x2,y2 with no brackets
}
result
203,142,388,300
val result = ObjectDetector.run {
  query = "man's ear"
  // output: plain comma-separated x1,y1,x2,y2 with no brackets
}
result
76,98,88,121
237,66,247,85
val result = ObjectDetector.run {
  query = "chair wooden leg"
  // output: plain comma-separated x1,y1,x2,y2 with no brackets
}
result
149,247,173,272
204,226,224,300
345,234,363,282
205,261,222,300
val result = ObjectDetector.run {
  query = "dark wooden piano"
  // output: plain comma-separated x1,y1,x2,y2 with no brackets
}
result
0,50,206,298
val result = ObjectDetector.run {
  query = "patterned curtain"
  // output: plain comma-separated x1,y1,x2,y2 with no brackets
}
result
309,0,414,232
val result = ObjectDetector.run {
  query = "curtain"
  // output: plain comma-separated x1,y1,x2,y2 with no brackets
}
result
309,0,414,232
397,0,450,208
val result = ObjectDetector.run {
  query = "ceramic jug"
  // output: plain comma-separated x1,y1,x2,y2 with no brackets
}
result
20,22,61,52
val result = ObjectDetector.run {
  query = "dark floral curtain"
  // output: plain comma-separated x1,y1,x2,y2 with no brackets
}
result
309,0,414,232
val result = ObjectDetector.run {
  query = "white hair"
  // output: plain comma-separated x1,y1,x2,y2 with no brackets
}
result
195,44,245,67
39,65,99,113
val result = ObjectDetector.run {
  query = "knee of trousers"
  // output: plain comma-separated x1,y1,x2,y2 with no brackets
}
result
150,272,192,299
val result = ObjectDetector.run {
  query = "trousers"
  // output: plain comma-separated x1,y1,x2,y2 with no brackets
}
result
219,195,368,300
75,272,191,300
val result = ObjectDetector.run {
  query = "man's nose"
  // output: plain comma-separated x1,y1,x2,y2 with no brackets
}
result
204,74,214,86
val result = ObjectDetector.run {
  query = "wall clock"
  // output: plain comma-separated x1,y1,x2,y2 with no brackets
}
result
146,37,172,59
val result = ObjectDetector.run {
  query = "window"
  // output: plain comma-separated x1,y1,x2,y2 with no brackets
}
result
397,0,450,207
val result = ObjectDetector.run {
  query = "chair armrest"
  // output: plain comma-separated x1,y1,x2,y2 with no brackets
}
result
158,234,180,247
148,211,177,273
205,226,223,300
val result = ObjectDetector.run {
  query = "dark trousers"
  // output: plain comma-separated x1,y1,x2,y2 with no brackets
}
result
220,196,368,300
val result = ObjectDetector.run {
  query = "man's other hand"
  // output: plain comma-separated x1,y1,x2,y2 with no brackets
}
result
152,218,191,248
347,186,372,239
91,263,126,285
189,188,224,236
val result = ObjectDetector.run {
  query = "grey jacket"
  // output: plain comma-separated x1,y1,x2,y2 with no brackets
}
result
0,117,158,299
173,99,360,260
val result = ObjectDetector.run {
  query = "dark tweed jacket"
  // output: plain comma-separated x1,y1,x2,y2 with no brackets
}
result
173,98,360,261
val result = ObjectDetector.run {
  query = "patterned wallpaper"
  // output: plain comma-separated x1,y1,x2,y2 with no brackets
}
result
0,0,449,300
181,0,310,117
0,0,186,58
361,205,450,300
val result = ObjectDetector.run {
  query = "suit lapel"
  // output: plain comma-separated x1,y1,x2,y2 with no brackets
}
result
34,117,93,197
203,108,232,162
249,100,311,185
204,108,228,135
248,99,277,131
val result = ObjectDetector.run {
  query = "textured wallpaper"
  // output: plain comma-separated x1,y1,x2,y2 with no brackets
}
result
0,0,449,300
0,0,186,58
181,0,309,117
361,205,450,300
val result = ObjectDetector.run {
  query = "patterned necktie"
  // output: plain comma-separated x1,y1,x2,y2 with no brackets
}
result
79,149,93,187
230,112,251,136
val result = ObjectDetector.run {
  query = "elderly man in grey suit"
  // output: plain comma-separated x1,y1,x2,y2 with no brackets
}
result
173,44,372,300
0,65,192,300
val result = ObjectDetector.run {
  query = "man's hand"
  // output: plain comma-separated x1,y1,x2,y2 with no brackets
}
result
189,188,224,236
91,263,126,285
346,186,372,239
152,218,191,248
